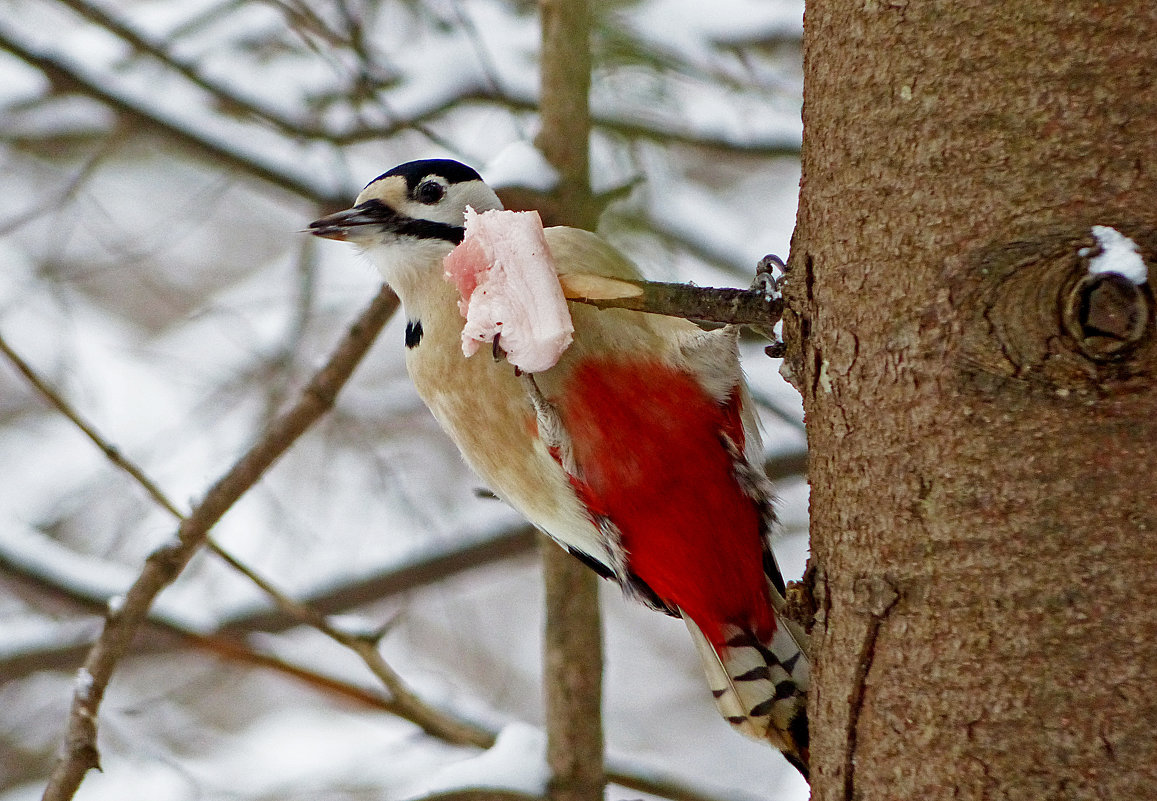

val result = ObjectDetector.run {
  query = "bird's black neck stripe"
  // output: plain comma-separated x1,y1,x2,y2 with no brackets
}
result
405,319,424,349
397,217,464,244
354,199,464,244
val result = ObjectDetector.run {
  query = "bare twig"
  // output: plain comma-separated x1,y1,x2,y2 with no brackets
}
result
626,210,757,281
765,449,808,482
209,542,493,748
39,284,399,801
561,272,784,330
0,331,184,519
0,143,111,235
0,525,539,681
0,21,345,208
748,387,807,433
217,526,539,635
0,538,480,734
50,0,325,139
606,764,765,801
335,89,802,157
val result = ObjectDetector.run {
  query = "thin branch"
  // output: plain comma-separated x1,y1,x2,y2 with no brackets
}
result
49,0,325,139
764,449,808,483
0,331,184,519
188,631,415,714
0,538,481,735
217,526,539,635
0,525,539,681
561,272,784,330
335,90,802,158
605,764,766,801
748,386,807,432
0,21,345,208
0,143,111,236
39,284,399,801
265,0,356,49
447,0,508,100
209,542,493,748
164,0,249,40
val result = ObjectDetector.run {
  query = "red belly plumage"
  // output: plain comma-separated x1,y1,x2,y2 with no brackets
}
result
556,358,776,646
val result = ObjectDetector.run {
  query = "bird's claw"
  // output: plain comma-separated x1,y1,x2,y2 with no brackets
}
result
752,254,786,302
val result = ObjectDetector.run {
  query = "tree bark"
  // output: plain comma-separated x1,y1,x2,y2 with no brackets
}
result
787,2,1157,799
537,0,597,231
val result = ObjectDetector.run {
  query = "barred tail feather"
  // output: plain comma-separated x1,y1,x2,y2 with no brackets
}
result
683,615,810,778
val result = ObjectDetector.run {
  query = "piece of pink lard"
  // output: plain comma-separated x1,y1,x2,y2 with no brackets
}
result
443,208,574,373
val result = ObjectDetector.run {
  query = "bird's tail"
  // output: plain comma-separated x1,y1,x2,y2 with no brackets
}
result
684,613,810,778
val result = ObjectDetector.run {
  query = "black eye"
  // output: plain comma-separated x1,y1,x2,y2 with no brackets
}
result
414,179,445,205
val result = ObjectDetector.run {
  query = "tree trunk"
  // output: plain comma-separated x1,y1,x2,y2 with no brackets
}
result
786,2,1157,798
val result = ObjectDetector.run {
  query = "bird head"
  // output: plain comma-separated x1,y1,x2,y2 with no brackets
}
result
309,159,503,297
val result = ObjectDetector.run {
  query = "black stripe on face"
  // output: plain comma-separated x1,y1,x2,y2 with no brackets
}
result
358,199,465,244
309,199,464,244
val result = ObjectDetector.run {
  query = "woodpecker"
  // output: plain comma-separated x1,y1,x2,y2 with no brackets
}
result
309,159,810,775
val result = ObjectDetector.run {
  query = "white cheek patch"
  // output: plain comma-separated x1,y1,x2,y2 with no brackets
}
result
443,208,575,373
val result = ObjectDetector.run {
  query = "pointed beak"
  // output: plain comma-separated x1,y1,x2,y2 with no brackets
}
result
308,200,397,241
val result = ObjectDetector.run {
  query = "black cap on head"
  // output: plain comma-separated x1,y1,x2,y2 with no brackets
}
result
368,159,483,192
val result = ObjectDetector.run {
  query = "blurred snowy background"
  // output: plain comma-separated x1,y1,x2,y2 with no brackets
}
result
0,0,808,799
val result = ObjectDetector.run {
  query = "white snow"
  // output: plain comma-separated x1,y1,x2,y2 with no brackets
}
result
0,525,216,632
405,722,549,799
74,667,95,700
107,594,126,616
182,708,462,796
1083,225,1149,285
0,527,137,608
444,208,574,373
324,613,385,640
0,618,99,662
483,141,561,192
